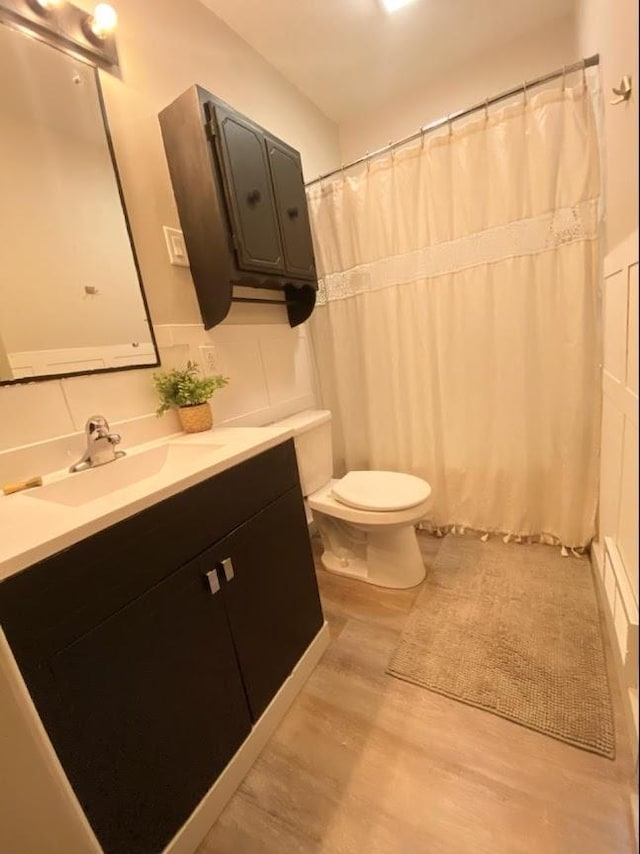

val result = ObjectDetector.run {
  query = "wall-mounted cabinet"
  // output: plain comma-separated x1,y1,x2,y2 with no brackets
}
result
159,87,318,329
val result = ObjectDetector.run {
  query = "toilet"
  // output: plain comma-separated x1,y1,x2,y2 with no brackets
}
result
275,410,431,589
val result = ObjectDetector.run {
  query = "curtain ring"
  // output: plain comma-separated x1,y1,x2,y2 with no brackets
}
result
582,58,587,90
522,80,528,104
562,64,567,91
447,115,453,137
484,97,489,121
420,129,426,150
340,163,346,180
389,140,395,160
365,152,370,174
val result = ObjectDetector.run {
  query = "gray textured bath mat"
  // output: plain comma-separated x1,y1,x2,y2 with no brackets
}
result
387,536,615,757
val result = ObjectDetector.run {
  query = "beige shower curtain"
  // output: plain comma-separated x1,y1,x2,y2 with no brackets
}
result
307,81,601,548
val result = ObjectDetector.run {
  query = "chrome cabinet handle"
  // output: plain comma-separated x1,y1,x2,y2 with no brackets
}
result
206,569,220,595
221,557,235,582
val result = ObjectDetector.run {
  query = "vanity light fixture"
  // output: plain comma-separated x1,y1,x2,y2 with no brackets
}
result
0,0,119,67
86,2,117,41
380,0,416,13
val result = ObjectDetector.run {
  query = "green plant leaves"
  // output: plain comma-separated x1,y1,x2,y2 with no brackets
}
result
153,361,229,416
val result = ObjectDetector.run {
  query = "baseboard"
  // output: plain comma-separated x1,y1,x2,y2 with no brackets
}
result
164,622,331,854
591,544,639,766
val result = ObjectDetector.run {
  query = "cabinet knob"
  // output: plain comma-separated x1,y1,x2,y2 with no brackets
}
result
206,569,220,595
247,189,261,206
287,206,299,219
221,557,235,582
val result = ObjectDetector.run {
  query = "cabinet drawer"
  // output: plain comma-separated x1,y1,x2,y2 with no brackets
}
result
0,440,299,666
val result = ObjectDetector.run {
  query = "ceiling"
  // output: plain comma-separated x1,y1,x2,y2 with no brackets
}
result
199,0,575,123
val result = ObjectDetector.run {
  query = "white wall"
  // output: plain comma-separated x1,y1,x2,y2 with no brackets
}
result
0,0,339,483
577,0,639,759
338,16,577,165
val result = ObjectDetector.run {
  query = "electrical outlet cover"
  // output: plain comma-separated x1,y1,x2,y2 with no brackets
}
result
199,346,217,373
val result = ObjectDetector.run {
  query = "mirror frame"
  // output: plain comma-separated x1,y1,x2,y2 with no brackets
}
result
0,23,160,387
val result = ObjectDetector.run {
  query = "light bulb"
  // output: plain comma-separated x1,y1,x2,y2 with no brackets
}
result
89,3,118,39
34,0,64,9
380,0,415,12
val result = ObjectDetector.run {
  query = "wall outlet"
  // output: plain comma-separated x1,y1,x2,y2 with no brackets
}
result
199,345,217,374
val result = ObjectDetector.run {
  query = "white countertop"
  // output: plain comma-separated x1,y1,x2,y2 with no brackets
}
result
0,425,294,582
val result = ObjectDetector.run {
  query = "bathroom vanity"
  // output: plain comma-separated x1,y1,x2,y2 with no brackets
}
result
0,428,328,854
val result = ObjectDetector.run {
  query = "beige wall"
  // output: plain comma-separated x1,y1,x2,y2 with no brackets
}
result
0,332,10,380
337,16,577,165
94,0,339,327
577,0,638,251
0,0,339,479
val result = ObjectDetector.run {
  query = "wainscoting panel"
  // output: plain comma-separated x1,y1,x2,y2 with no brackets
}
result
594,233,639,760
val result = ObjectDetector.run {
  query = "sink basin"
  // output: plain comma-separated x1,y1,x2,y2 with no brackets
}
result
27,443,223,507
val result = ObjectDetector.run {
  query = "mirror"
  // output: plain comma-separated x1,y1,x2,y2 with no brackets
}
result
0,22,158,384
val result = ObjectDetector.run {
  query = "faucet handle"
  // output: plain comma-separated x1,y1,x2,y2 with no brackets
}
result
85,415,109,438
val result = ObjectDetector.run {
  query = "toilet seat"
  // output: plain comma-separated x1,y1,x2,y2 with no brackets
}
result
308,479,431,528
331,470,431,512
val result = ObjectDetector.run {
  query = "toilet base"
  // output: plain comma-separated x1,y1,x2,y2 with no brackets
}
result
315,515,426,589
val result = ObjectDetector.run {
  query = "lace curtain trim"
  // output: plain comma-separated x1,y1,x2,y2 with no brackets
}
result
316,198,599,305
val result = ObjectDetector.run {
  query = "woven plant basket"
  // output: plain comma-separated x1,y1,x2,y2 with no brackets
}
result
177,402,212,433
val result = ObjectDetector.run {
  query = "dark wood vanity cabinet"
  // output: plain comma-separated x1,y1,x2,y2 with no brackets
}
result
159,87,318,330
0,441,324,854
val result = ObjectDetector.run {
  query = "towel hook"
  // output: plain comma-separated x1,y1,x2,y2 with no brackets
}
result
610,75,633,105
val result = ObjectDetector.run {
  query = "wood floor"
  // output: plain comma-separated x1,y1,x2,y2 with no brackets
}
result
199,534,637,854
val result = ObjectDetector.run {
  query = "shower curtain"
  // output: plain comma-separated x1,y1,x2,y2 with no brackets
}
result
307,81,601,548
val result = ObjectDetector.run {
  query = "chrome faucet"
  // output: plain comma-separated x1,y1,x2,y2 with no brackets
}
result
69,415,124,472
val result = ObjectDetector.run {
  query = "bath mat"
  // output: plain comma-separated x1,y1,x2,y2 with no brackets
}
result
387,536,615,757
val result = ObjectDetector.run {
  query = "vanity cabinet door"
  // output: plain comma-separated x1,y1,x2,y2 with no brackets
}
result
266,136,316,280
219,486,324,721
46,550,252,854
210,102,285,275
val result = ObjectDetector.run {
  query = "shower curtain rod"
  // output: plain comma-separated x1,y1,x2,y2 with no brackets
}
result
305,53,600,187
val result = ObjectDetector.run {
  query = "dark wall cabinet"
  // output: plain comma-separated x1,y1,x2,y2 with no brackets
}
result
159,87,318,330
0,441,324,854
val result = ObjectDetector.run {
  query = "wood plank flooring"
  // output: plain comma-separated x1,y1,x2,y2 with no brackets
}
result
199,534,637,854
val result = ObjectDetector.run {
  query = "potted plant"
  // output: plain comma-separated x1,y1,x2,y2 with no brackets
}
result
153,361,228,433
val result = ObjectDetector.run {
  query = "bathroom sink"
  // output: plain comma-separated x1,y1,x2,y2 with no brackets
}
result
27,443,223,507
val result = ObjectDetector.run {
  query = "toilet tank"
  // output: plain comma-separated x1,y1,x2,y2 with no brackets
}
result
273,410,333,496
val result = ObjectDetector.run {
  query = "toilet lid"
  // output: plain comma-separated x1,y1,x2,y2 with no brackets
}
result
331,471,431,512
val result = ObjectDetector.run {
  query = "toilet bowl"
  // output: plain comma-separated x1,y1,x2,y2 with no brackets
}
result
273,410,431,589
